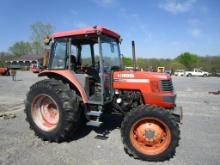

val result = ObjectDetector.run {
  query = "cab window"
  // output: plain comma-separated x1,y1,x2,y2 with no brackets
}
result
51,39,67,69
81,45,92,66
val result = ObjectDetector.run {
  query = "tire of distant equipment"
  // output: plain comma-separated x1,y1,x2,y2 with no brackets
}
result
25,79,81,142
121,105,180,161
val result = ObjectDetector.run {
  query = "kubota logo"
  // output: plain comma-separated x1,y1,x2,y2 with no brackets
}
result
117,74,135,78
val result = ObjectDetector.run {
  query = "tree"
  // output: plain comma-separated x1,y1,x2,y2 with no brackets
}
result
122,56,133,66
176,52,199,70
9,41,32,56
0,52,12,67
137,58,148,69
30,22,54,55
199,56,220,74
169,60,186,70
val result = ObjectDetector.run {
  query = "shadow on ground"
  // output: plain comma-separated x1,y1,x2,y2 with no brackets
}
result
67,113,123,142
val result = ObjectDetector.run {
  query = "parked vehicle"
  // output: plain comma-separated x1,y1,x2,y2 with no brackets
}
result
0,67,10,76
185,68,210,77
174,70,185,76
157,66,165,73
31,65,41,73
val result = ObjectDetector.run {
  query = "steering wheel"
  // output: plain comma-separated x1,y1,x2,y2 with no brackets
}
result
76,64,88,73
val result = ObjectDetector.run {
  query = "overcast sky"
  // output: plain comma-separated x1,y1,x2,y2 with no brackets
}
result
0,0,220,58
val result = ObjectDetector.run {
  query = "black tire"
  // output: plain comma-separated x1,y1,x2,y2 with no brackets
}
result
203,74,207,77
187,73,192,77
25,79,82,142
121,105,180,161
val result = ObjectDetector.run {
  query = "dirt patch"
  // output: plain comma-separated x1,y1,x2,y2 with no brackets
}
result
208,91,220,95
0,112,16,120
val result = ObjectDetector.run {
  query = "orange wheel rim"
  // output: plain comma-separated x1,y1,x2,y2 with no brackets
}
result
130,117,171,156
31,94,59,132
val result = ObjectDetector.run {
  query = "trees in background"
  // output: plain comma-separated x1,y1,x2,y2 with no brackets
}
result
169,60,185,70
0,52,12,66
121,55,220,73
122,56,133,66
176,52,199,70
199,56,220,74
9,41,32,56
8,22,54,56
0,22,54,66
30,22,54,55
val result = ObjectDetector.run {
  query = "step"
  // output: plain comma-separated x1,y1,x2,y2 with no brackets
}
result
86,120,103,127
86,111,102,117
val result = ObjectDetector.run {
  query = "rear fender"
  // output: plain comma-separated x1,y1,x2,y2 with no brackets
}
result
39,70,88,103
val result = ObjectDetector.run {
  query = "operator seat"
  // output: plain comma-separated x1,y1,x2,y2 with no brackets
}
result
86,67,100,83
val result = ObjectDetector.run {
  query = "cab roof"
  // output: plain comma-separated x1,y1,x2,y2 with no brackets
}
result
52,26,120,40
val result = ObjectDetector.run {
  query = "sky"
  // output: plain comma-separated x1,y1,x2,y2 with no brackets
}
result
0,0,220,58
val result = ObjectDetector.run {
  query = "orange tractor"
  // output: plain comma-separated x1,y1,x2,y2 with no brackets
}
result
25,26,182,161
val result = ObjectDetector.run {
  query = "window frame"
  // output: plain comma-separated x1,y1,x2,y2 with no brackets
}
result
49,38,68,70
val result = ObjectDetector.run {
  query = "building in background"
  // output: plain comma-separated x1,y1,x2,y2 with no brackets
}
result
5,55,43,70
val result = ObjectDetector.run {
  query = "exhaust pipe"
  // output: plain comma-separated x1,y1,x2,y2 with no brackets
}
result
132,41,136,70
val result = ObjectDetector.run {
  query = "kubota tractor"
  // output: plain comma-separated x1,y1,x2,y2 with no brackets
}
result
25,26,182,161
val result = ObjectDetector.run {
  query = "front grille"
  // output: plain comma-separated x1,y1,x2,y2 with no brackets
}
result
160,79,173,92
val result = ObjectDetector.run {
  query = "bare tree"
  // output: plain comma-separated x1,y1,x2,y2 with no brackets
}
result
30,22,54,55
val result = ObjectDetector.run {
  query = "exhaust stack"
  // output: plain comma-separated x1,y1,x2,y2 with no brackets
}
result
132,41,136,70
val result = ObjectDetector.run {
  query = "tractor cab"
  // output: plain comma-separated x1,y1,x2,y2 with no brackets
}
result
43,26,122,105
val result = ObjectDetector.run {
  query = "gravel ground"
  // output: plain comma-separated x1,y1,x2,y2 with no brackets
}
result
0,71,220,165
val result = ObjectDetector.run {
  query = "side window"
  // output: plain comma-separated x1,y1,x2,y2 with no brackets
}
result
94,43,99,64
81,45,92,66
71,44,78,56
51,40,67,69
70,44,78,70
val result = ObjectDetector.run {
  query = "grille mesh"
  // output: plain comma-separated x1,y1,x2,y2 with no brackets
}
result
160,79,173,92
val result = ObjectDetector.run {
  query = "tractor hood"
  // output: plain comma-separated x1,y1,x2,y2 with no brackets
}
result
113,70,171,82
113,70,174,108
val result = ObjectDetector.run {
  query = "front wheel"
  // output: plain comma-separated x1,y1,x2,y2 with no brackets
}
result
121,105,180,161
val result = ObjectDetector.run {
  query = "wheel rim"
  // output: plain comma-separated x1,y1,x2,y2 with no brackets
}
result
130,117,171,156
31,94,59,132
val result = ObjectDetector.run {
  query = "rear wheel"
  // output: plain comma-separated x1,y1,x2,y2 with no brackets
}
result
25,79,81,142
121,105,180,161
187,73,192,77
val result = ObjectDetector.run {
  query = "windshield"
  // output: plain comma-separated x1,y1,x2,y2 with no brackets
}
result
100,36,121,71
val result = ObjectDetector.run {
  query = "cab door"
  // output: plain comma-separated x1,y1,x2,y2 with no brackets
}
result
99,35,121,103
